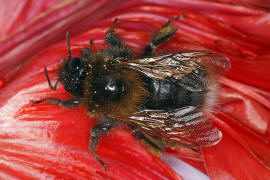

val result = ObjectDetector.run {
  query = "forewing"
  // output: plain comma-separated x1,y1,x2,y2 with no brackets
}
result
116,106,222,147
121,50,230,80
115,50,227,146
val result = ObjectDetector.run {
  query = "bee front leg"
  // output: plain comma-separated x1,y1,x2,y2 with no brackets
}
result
33,98,80,108
89,119,117,170
143,14,184,56
105,18,123,48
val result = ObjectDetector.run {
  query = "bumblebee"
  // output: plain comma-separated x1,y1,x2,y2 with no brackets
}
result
34,15,231,169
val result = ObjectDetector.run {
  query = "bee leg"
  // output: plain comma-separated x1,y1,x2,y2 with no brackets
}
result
143,14,184,56
32,98,80,108
105,18,123,48
105,18,133,58
133,128,165,156
89,120,116,170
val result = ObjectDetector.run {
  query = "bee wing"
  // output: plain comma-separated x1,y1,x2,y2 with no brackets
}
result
115,50,228,146
122,50,230,80
116,106,222,147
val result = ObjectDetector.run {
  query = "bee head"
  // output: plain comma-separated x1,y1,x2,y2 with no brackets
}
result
58,33,92,98
59,57,88,98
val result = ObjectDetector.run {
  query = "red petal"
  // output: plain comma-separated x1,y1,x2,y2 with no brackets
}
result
0,0,129,81
203,115,270,179
166,147,206,174
1,0,270,179
0,37,181,179
219,78,270,135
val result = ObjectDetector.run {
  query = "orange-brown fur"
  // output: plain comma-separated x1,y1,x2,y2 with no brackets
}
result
82,54,148,119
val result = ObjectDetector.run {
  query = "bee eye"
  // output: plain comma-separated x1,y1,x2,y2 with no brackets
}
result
70,58,85,76
71,58,82,69
59,58,87,97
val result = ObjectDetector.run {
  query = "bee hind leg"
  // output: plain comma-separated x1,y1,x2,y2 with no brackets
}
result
89,119,117,170
142,14,184,57
133,128,165,156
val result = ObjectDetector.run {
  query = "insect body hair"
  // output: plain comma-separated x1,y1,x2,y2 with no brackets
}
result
82,54,148,118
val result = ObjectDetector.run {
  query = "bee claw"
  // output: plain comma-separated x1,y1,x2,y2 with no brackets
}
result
101,161,109,170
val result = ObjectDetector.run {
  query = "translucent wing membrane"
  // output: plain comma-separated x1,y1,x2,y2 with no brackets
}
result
116,106,222,147
114,50,229,147
122,50,230,79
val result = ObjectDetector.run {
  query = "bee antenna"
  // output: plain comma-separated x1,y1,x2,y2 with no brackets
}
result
66,32,72,61
90,39,93,52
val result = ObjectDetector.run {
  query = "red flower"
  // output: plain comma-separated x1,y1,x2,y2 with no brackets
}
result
0,0,269,179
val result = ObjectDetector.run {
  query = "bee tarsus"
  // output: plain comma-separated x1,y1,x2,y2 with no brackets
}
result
33,98,80,108
90,121,117,170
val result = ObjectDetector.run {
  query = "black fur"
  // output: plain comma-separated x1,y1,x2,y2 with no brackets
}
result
59,57,88,98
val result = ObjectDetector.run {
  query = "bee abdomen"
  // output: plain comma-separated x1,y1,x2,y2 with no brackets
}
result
143,77,205,110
